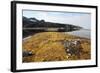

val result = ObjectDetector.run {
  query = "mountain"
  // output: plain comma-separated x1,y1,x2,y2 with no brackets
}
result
23,16,82,38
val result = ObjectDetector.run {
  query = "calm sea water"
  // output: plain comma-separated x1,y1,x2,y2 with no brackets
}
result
66,29,91,39
23,29,91,41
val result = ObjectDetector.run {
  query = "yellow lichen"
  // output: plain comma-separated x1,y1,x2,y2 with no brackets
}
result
23,32,91,62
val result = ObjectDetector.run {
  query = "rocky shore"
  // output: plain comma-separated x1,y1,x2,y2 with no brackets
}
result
22,32,91,62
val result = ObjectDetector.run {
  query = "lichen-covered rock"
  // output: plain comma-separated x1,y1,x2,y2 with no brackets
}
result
23,32,91,62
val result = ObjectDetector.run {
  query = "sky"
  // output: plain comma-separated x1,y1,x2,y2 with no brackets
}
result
23,10,91,29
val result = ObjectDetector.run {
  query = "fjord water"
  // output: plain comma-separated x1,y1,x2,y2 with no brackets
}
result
67,29,91,39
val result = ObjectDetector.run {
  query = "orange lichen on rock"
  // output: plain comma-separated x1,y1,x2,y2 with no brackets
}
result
22,32,91,62
34,42,68,61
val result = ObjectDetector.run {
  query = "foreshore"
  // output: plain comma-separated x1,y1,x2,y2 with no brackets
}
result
22,32,91,62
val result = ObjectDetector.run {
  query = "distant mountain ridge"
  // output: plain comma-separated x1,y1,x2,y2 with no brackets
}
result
23,16,82,38
23,16,82,28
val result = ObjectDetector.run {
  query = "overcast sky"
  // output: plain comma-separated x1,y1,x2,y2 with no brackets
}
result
23,10,91,29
